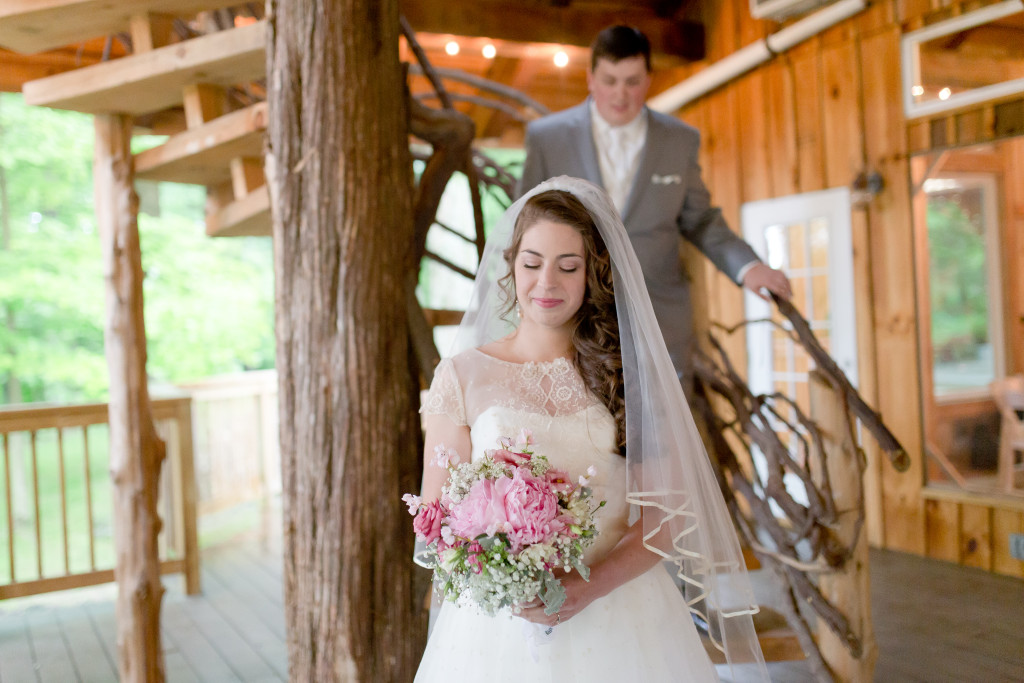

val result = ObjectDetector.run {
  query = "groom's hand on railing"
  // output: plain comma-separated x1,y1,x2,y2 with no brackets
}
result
742,263,792,302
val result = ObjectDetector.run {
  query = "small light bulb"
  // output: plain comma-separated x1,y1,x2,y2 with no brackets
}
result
445,41,459,56
911,85,924,97
553,51,569,68
482,44,496,59
938,87,951,101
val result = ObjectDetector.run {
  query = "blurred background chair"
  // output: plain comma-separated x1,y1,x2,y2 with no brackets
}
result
991,375,1024,493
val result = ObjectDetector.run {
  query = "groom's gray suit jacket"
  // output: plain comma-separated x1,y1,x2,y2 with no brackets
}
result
517,101,759,381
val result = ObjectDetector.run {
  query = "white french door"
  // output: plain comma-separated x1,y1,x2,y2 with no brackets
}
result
741,187,858,426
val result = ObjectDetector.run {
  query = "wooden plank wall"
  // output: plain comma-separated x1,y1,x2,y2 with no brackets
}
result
679,0,1024,578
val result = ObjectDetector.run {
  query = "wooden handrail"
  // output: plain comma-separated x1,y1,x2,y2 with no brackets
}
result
0,396,199,600
0,397,191,433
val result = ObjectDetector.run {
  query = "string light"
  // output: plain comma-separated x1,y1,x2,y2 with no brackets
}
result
445,41,460,56
911,85,924,97
938,87,951,101
553,50,569,68
482,44,496,59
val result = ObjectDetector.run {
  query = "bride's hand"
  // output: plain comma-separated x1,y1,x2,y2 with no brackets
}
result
516,571,595,627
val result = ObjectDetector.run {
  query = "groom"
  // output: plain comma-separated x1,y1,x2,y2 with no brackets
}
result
517,25,791,390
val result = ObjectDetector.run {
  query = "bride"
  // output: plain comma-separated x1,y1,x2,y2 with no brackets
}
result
414,177,767,682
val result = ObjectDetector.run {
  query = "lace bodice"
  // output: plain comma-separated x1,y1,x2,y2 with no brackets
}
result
422,348,628,562
422,348,601,426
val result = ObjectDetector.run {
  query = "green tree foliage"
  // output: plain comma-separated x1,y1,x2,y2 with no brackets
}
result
0,93,275,405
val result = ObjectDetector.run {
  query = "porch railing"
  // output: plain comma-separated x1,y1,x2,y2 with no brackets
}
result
0,397,200,599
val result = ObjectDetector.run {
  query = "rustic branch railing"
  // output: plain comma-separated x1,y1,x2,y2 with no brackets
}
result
693,296,906,681
0,397,199,599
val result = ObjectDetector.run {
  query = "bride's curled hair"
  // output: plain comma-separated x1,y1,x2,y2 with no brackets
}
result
500,190,626,451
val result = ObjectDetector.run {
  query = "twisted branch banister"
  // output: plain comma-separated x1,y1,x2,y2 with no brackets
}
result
693,297,903,681
771,294,909,472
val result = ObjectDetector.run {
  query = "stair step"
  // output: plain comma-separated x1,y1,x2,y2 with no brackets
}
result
702,628,805,664
135,102,267,185
206,185,270,238
0,0,242,54
700,606,805,664
23,19,265,116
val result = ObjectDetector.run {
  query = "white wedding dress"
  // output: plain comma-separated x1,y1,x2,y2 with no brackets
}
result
415,349,718,682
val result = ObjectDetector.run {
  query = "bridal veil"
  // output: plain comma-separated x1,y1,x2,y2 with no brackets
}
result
444,176,768,680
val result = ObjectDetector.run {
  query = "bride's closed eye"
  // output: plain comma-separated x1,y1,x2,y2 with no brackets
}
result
522,263,580,273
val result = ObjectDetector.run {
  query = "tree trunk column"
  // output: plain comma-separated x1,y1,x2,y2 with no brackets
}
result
94,113,167,683
266,1,425,680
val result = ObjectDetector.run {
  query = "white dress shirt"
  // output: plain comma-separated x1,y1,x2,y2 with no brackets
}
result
590,103,647,215
589,102,758,284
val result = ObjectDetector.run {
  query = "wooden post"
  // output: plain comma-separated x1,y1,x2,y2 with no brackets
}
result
809,370,877,681
173,399,200,596
94,113,167,683
266,1,426,680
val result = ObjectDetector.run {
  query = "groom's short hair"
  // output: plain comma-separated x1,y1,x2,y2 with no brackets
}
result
591,25,651,72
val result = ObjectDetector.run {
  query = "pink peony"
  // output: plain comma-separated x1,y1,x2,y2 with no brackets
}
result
448,467,566,552
447,478,510,539
502,468,565,551
413,499,444,544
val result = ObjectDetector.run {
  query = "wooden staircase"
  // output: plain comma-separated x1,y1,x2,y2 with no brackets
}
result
0,1,271,237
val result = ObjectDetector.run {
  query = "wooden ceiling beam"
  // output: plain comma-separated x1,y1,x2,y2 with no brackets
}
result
0,0,243,54
399,0,705,62
22,20,265,116
134,102,267,186
0,37,128,93
205,185,270,237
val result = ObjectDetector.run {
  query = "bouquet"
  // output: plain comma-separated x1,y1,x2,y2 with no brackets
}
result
404,430,603,616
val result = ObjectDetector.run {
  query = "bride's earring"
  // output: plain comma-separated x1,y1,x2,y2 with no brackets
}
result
515,301,522,320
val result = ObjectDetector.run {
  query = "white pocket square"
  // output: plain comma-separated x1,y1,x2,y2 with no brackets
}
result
651,174,682,185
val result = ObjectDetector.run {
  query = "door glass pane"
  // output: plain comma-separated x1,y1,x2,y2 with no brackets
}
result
810,218,829,269
765,224,788,269
788,221,807,270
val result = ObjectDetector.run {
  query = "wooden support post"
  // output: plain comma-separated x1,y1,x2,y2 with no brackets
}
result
204,179,235,217
94,113,167,683
183,83,225,129
172,399,200,596
810,370,877,682
129,13,176,54
229,156,265,199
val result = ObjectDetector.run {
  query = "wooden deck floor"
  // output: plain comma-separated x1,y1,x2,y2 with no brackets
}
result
1,524,1022,682
0,530,287,683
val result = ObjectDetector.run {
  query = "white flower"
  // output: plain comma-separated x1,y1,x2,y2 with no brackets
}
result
440,548,460,572
401,493,421,515
432,443,460,468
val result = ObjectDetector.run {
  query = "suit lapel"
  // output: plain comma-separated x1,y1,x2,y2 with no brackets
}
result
571,101,603,188
622,109,664,223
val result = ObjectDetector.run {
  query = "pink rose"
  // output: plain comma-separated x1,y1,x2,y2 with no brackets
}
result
489,448,531,468
413,499,443,544
543,467,573,494
467,541,484,574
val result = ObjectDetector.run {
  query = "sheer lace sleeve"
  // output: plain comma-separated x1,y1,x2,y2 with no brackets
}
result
421,357,468,426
